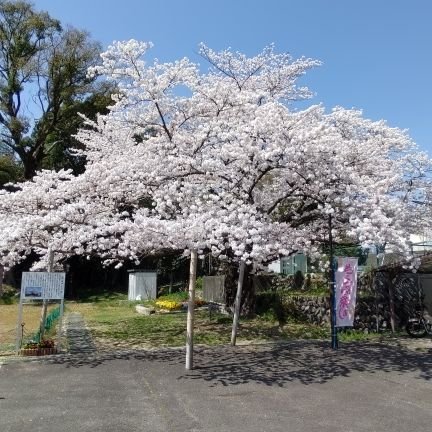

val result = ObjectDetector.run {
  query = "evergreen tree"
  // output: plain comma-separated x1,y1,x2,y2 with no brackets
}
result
0,1,112,178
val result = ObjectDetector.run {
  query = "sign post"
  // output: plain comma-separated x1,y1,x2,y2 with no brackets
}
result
15,271,66,353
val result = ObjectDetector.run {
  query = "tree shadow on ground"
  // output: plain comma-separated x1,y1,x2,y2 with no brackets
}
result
182,341,432,387
41,340,432,387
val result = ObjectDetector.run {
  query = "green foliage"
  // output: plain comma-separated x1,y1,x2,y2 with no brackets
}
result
158,291,189,302
0,155,22,185
40,82,114,174
74,289,127,303
195,276,203,291
269,272,327,295
32,306,61,342
293,270,304,290
0,284,18,304
0,1,112,179
256,292,288,326
320,242,369,266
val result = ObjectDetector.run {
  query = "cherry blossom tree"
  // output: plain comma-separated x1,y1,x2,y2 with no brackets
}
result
1,39,431,366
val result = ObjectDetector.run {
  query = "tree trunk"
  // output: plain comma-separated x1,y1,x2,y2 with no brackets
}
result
19,150,39,180
0,264,4,297
221,261,255,317
231,260,246,346
388,280,396,332
169,271,173,294
185,249,197,370
23,161,37,180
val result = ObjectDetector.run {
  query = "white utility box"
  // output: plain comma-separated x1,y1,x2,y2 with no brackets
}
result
128,270,157,301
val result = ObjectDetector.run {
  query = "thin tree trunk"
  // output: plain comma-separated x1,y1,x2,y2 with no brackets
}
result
231,260,245,346
388,282,396,333
0,264,4,297
169,271,173,294
185,249,197,370
222,261,255,317
39,250,54,340
375,280,380,333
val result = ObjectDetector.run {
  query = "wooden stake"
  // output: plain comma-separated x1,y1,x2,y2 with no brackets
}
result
231,260,245,346
185,249,197,370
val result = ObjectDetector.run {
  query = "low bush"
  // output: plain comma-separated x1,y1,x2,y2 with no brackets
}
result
155,299,182,311
256,292,288,326
0,285,18,304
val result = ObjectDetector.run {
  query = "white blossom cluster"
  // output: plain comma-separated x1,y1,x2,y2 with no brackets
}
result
1,40,430,271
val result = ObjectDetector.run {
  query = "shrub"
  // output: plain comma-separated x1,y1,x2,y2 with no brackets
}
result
293,271,305,290
155,299,182,311
0,284,18,304
255,292,287,326
195,276,203,291
158,291,188,303
39,338,55,348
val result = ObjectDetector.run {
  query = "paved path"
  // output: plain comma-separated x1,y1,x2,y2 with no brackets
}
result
64,312,96,355
0,341,431,432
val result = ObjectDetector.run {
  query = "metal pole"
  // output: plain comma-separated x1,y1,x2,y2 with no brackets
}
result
231,260,246,346
329,215,338,350
186,249,197,370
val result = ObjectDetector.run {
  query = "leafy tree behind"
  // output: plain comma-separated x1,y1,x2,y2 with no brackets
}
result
0,153,21,185
0,1,112,178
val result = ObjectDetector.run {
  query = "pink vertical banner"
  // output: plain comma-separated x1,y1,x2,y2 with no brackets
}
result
335,257,358,327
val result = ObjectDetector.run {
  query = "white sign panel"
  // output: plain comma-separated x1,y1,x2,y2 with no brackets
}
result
335,257,358,327
21,272,65,300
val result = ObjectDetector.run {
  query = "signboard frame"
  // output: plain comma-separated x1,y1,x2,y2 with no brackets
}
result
15,271,66,353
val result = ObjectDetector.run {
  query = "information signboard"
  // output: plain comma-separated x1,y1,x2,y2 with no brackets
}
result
21,272,66,300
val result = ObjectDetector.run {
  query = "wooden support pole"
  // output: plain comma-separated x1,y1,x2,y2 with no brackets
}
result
231,260,246,346
185,249,197,370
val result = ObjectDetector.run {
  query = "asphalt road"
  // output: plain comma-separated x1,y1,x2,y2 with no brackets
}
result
1,341,431,432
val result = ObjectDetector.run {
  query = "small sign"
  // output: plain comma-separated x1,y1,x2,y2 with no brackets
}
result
21,272,65,300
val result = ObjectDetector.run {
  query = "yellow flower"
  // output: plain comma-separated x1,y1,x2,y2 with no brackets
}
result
155,299,182,311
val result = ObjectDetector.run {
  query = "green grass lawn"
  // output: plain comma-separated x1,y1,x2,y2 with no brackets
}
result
68,295,394,351
0,303,59,355
1,291,400,356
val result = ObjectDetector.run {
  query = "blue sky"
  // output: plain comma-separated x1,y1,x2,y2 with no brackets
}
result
34,0,432,153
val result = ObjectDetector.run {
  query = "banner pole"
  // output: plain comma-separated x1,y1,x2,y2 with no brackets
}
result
329,215,338,350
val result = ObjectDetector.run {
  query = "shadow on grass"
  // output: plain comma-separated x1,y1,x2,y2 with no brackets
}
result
42,340,432,387
72,290,128,303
